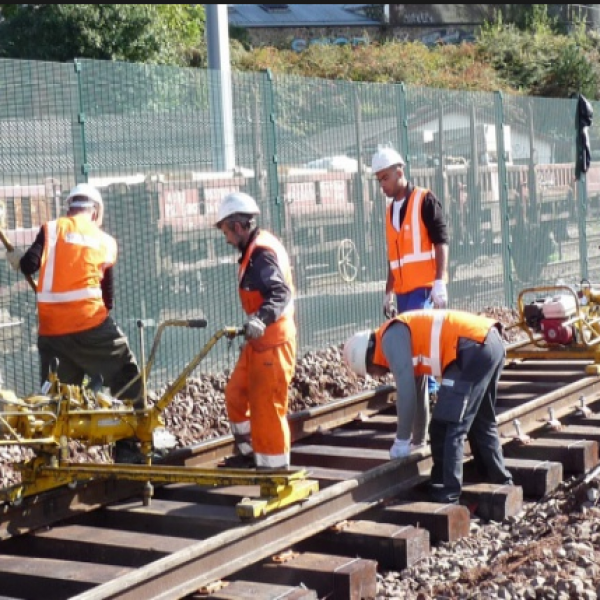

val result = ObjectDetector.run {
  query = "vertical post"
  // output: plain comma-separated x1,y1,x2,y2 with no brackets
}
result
353,87,367,277
71,59,88,186
396,83,410,180
494,91,514,307
206,4,235,171
262,69,282,237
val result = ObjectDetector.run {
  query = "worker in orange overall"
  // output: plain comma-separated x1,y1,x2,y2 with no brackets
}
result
371,147,450,426
343,309,513,504
215,192,296,470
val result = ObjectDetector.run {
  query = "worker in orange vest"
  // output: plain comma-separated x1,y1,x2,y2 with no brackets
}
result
6,183,143,462
343,309,513,504
215,192,296,470
371,147,450,410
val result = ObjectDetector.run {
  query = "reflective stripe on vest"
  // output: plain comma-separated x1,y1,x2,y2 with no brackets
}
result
411,311,445,376
373,310,494,377
37,217,116,336
386,187,436,293
239,230,295,319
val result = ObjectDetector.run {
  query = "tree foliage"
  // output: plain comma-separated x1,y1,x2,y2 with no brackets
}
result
0,4,205,66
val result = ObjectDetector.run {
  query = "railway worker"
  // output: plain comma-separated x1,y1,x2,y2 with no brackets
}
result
371,146,450,418
342,309,513,505
5,183,143,461
215,191,296,470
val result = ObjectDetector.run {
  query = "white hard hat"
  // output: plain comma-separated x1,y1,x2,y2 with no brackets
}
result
216,192,260,227
343,330,372,377
66,183,104,226
371,148,405,174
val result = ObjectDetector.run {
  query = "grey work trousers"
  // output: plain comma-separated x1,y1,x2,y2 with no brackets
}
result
428,327,513,504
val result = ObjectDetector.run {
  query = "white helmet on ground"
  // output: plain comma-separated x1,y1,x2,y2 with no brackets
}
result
215,192,260,228
371,147,405,174
66,183,104,226
343,330,372,377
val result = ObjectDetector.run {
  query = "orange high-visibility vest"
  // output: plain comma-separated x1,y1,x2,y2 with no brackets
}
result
37,216,117,336
372,310,495,377
386,187,436,294
238,229,295,348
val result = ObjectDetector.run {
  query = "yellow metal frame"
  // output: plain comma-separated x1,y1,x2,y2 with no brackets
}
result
505,284,600,374
0,322,320,518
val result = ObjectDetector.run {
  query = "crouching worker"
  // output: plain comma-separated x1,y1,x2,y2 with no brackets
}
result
215,192,297,470
343,309,513,504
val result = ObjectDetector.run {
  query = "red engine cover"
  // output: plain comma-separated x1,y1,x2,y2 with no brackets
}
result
540,319,574,345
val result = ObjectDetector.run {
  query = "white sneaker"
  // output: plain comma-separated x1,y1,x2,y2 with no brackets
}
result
389,438,411,459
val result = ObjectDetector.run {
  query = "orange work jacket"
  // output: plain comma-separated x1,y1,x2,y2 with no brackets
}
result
386,187,436,294
238,229,295,349
372,309,496,377
36,216,117,336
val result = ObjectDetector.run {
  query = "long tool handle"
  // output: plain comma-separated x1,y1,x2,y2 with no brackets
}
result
0,229,37,292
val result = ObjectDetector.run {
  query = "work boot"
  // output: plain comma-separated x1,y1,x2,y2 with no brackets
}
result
113,438,145,464
217,453,256,469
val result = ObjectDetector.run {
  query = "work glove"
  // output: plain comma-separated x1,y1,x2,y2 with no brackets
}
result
6,248,23,272
389,438,411,459
382,292,397,319
431,279,448,309
244,316,266,340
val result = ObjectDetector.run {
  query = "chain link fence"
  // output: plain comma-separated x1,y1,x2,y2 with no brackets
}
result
0,58,598,395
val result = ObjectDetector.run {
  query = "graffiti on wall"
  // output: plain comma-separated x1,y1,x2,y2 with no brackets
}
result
291,36,369,52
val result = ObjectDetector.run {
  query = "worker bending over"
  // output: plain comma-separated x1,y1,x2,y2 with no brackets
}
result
343,309,513,504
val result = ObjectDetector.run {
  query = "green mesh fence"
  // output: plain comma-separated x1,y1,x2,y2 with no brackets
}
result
0,58,597,396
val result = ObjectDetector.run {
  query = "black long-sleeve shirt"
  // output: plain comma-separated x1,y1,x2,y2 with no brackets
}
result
20,226,115,310
238,228,292,326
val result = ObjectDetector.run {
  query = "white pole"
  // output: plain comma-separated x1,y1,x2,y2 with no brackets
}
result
206,4,236,172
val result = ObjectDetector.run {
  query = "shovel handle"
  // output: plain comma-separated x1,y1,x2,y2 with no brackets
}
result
0,229,37,293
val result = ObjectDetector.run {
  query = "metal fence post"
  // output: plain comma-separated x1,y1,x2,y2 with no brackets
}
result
494,91,514,307
396,83,410,180
262,69,282,238
71,59,88,185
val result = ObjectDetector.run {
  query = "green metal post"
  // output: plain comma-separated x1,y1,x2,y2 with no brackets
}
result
71,59,89,185
396,83,410,180
494,92,514,307
262,69,282,238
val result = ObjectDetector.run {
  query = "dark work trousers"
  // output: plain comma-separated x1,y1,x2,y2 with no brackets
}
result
428,327,513,504
37,316,142,401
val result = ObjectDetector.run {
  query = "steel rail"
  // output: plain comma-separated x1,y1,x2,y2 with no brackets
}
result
71,454,432,600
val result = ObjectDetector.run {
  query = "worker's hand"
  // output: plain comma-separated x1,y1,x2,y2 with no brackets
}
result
6,248,23,272
244,316,266,340
431,279,448,308
382,292,397,319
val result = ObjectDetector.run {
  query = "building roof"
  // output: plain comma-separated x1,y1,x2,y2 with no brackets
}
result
227,4,380,28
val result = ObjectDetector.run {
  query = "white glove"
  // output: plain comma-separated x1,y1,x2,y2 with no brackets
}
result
6,248,23,272
389,438,411,459
382,292,397,319
245,316,266,340
431,279,448,308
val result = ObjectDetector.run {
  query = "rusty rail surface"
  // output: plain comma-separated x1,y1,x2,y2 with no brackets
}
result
1,361,600,599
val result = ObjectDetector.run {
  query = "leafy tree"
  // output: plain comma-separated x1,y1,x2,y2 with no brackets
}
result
0,4,205,66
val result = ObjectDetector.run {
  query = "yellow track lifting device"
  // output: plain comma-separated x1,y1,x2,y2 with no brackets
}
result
0,319,318,519
505,282,600,375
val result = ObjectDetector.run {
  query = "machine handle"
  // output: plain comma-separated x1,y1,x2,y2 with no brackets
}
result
0,228,37,293
187,319,208,328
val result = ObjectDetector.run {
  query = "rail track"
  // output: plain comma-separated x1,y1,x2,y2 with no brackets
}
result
2,351,600,600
